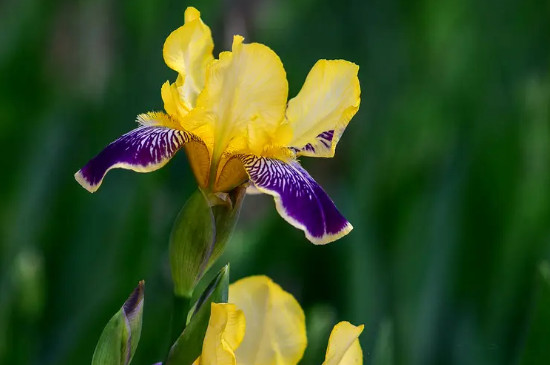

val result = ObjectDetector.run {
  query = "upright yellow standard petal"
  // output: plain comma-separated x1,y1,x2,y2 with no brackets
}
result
163,6,214,109
200,303,246,365
189,35,288,163
286,60,360,157
228,276,307,365
322,322,364,365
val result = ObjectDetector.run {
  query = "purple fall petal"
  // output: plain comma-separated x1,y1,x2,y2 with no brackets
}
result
75,126,191,192
240,155,352,244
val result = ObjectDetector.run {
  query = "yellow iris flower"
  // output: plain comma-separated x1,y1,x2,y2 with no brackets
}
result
75,7,360,244
193,276,364,365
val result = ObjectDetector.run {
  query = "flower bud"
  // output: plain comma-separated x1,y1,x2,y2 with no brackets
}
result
91,281,144,365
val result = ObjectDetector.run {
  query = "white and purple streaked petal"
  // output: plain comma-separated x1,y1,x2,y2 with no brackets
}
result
75,126,191,193
240,156,352,244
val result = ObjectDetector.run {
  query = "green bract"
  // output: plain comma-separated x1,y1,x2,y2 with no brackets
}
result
169,187,244,298
91,281,144,365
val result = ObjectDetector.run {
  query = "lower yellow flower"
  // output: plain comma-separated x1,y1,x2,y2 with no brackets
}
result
194,276,364,365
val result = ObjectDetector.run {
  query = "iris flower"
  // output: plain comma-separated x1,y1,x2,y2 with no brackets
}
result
194,276,363,365
75,7,360,244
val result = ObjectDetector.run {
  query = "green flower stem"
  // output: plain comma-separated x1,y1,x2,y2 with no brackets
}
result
169,293,192,350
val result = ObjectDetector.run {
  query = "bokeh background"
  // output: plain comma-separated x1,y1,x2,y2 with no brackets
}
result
1,0,550,364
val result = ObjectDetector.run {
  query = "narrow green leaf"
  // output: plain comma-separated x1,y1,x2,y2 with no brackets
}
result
166,265,230,365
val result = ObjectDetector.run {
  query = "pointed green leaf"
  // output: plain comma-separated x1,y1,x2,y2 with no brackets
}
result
166,265,229,365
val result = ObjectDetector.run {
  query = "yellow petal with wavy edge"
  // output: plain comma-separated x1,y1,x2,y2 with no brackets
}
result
228,276,307,365
187,35,288,163
286,60,360,157
161,81,190,121
322,322,364,365
163,6,214,109
200,303,246,365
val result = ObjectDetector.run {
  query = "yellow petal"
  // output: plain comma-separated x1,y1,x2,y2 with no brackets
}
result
228,276,307,365
323,322,364,365
286,60,360,157
189,35,288,162
163,7,214,109
184,139,211,188
214,155,248,192
161,80,190,121
200,303,246,365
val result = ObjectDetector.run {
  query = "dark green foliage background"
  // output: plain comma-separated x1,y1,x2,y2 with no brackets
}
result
1,0,550,364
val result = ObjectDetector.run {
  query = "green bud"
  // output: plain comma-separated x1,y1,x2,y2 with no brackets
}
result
166,265,229,365
91,281,144,365
169,187,245,297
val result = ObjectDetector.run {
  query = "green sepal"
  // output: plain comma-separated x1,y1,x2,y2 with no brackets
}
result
166,265,229,365
91,281,145,365
209,186,246,269
170,190,215,298
169,187,245,297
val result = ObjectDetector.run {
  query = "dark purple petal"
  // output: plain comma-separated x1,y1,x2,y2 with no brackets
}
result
240,155,352,244
75,126,191,192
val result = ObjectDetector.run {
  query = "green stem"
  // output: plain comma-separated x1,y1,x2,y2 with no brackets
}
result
169,294,192,349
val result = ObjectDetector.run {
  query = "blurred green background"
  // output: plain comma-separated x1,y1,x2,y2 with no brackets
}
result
1,0,550,364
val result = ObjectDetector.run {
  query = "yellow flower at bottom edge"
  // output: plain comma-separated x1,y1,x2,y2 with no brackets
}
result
194,276,364,365
74,6,361,245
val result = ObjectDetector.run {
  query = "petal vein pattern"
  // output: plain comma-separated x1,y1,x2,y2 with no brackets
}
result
240,156,352,244
292,130,335,155
286,60,360,158
75,126,192,193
